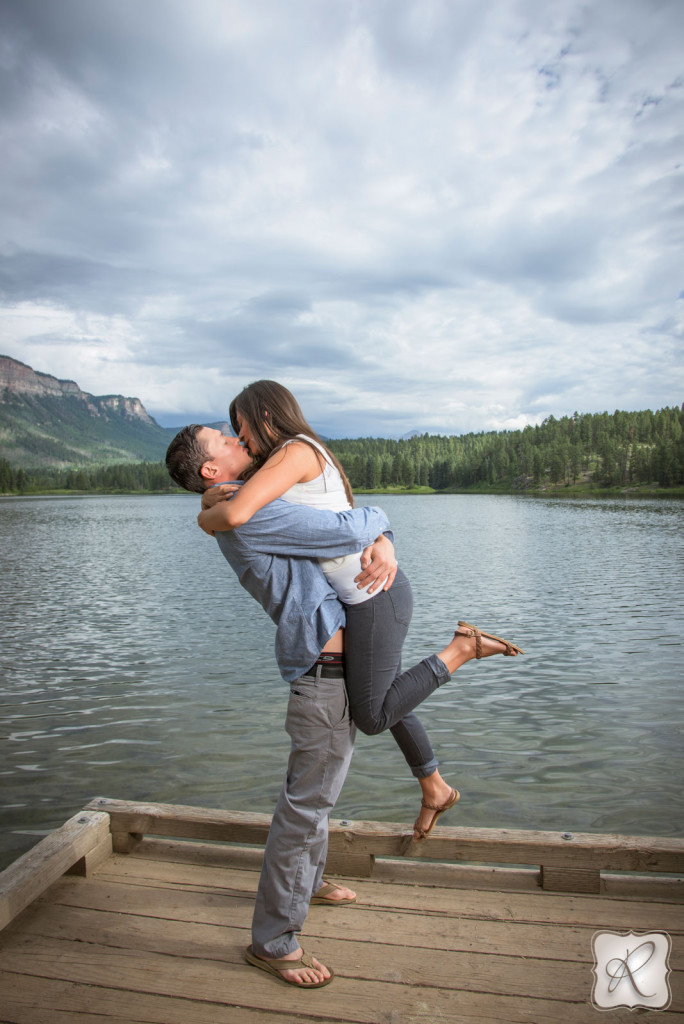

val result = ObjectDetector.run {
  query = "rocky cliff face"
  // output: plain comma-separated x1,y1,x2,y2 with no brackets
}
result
95,394,155,424
0,355,156,424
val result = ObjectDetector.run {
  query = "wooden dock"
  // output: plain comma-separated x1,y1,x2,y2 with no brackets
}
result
0,798,682,1023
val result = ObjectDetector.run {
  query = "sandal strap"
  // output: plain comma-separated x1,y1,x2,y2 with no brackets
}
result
478,629,521,656
315,881,339,898
259,949,314,972
420,788,458,811
456,620,482,658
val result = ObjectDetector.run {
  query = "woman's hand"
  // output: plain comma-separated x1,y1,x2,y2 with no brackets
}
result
201,483,240,510
355,534,397,593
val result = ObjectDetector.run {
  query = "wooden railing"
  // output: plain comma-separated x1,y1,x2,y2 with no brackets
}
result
86,797,684,894
2,797,682,932
0,810,111,930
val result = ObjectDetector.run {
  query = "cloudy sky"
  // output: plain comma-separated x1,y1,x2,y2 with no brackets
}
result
0,0,682,436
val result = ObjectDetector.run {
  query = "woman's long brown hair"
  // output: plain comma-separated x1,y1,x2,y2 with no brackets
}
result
229,380,354,507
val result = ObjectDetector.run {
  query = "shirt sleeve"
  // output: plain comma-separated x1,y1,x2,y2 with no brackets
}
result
231,500,392,557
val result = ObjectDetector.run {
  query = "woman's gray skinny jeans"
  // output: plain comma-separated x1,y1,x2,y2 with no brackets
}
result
344,567,451,778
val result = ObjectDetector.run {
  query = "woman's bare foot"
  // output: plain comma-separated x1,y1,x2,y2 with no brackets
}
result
437,622,522,675
414,770,460,840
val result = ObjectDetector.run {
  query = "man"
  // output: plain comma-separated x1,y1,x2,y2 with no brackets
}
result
165,425,396,988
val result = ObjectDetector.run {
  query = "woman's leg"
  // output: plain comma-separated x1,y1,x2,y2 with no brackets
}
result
344,569,447,773
344,568,520,836
344,572,456,836
389,712,458,838
344,569,521,729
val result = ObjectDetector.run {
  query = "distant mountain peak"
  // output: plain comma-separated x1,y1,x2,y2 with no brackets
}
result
0,354,171,468
0,354,156,425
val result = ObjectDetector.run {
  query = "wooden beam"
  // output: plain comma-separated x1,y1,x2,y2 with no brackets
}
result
0,811,111,931
324,819,684,874
85,798,272,847
112,831,144,854
85,798,684,880
325,852,375,878
65,833,113,877
540,865,601,893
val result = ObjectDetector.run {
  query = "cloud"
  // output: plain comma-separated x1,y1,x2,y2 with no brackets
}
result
0,0,682,436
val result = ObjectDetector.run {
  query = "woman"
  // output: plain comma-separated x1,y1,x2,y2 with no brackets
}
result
198,380,523,840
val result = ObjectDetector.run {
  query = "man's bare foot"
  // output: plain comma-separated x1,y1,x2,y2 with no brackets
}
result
312,880,357,904
247,946,332,986
269,947,330,986
414,772,460,840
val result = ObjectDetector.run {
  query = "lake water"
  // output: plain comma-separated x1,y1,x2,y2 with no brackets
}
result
1,493,682,870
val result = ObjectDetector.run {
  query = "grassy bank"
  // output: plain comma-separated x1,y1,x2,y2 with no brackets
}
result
3,483,683,499
355,483,684,498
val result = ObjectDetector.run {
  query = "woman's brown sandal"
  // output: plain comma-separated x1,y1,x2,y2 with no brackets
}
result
413,787,460,841
456,621,524,658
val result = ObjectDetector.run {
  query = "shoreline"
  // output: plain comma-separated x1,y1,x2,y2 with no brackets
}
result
356,484,684,499
2,484,684,499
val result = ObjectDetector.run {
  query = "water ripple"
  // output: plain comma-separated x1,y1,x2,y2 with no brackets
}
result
1,493,682,868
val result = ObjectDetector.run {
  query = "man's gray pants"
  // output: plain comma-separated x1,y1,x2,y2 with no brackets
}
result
251,666,355,958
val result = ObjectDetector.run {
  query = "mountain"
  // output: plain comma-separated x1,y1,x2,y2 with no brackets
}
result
0,355,174,468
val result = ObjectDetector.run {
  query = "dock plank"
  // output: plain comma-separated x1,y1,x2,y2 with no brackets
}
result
0,971,338,1024
88,851,684,931
0,900,625,1002
3,935,681,1024
1,808,682,1024
34,872,684,969
127,834,684,902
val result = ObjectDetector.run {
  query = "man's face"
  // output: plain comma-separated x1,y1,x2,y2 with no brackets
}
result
197,427,252,483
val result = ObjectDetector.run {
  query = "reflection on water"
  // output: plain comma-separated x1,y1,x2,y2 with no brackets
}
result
1,493,682,868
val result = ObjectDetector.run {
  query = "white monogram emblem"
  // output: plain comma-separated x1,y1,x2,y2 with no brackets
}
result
592,931,672,1011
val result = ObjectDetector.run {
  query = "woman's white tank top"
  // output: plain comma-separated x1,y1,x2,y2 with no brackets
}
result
281,436,376,605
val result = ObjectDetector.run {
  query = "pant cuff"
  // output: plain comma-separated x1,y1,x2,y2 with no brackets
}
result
410,756,440,779
427,653,451,685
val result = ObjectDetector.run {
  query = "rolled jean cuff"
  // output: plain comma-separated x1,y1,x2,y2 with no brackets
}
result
427,653,451,685
410,755,440,779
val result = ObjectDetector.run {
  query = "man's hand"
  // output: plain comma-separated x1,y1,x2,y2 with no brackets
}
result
355,534,397,594
201,483,240,511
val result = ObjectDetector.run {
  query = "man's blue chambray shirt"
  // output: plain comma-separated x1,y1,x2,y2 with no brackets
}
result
213,498,392,682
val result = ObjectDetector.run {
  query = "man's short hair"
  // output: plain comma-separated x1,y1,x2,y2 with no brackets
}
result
165,424,210,493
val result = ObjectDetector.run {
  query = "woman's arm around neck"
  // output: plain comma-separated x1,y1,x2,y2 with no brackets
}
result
197,440,323,533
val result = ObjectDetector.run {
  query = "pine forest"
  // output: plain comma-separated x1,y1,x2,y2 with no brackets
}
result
1,405,682,495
